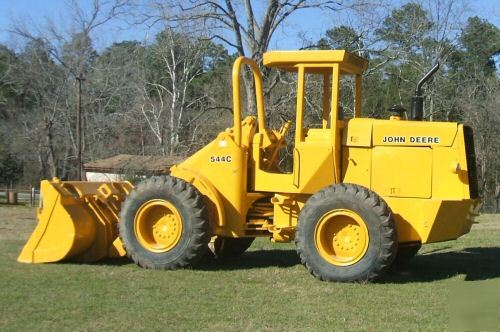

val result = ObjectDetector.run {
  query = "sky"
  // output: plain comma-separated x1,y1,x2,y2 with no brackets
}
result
0,0,499,52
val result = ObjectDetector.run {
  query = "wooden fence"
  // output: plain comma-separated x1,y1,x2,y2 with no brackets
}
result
0,187,40,207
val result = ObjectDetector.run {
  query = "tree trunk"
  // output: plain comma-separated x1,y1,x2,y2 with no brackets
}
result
37,147,47,179
243,71,257,116
45,122,57,178
494,178,500,213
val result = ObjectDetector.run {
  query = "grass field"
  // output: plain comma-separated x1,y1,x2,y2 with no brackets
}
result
0,205,498,331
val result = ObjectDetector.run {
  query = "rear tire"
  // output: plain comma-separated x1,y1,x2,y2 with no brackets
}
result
296,183,397,282
119,176,210,269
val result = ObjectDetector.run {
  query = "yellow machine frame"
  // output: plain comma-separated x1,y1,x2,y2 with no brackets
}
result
19,50,480,267
170,50,480,244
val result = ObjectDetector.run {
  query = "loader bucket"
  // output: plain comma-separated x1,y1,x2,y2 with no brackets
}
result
18,178,133,264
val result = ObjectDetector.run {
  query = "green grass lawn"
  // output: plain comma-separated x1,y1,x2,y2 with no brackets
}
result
1,205,498,331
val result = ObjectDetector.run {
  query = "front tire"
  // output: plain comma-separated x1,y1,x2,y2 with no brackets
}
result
119,176,210,270
296,184,397,282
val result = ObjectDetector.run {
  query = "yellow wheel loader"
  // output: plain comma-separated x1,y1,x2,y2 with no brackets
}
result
18,50,481,282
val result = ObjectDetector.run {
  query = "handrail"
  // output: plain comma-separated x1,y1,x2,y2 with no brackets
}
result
232,56,266,146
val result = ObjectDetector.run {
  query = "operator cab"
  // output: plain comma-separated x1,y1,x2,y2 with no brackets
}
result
248,50,368,193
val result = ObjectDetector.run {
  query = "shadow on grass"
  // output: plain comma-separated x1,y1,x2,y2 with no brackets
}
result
92,257,133,266
70,249,301,270
58,250,300,269
65,247,500,283
57,257,133,267
197,249,301,271
199,247,500,282
381,247,500,283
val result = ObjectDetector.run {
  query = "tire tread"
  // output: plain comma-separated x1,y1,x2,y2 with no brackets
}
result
119,176,210,270
295,183,398,282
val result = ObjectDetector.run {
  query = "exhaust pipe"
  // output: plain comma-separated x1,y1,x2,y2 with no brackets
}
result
411,63,440,120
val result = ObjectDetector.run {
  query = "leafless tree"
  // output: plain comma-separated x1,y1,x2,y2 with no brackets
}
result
134,28,228,156
139,0,365,113
6,42,68,178
8,0,131,178
461,76,500,212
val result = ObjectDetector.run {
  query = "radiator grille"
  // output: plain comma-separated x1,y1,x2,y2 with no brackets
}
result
463,126,479,198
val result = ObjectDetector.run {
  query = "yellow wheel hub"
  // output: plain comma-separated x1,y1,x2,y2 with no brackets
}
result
314,209,369,266
134,199,183,253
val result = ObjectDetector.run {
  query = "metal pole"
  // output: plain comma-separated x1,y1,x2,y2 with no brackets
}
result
30,186,35,207
76,73,85,180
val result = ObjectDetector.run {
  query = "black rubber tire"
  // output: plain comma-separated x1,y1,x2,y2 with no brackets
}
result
296,183,398,282
211,236,255,259
393,242,421,265
119,176,210,270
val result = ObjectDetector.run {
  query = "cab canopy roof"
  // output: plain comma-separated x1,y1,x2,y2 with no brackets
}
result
263,50,368,75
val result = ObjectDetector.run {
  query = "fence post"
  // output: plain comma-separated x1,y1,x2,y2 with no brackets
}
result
8,190,18,205
30,186,34,207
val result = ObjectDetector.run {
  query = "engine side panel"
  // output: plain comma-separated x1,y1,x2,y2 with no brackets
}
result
342,118,480,244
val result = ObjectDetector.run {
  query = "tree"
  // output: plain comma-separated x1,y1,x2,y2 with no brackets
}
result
0,45,22,120
453,17,500,212
0,153,23,186
8,39,69,179
458,16,500,74
318,26,366,55
8,0,131,179
143,0,361,114
376,3,434,52
88,41,147,157
370,2,464,120
138,28,229,155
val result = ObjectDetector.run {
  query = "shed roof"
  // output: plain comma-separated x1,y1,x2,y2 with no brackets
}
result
84,154,183,174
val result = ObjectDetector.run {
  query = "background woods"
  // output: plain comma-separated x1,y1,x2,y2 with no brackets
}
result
0,0,499,211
